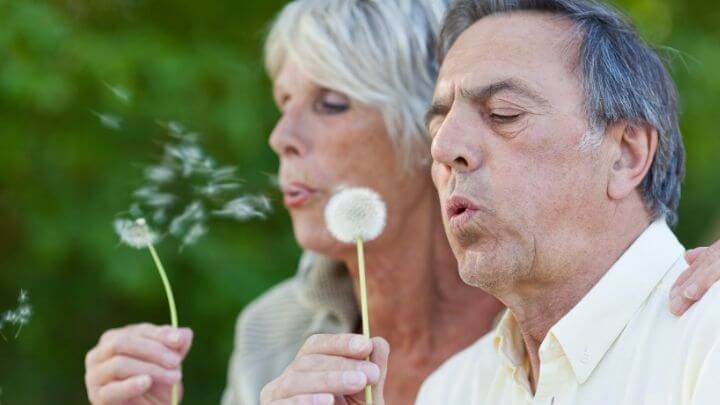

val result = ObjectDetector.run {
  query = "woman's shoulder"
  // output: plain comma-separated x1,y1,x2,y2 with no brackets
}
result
234,276,313,350
222,252,357,404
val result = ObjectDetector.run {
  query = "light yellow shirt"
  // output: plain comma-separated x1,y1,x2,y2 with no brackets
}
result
417,220,720,405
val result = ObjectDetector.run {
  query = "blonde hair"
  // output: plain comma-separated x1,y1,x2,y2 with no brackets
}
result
265,0,451,170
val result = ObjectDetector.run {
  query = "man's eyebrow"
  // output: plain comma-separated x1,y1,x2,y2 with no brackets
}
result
460,79,550,108
424,79,550,130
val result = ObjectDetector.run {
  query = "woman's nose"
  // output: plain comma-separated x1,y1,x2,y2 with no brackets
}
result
269,111,306,158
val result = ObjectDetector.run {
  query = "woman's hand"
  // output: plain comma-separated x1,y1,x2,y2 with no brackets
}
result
85,323,193,404
261,333,390,405
670,241,720,316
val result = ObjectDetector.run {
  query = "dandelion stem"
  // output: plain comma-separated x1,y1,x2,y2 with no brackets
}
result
356,237,373,405
146,243,179,405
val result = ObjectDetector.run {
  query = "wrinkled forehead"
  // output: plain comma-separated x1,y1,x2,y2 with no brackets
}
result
436,11,581,100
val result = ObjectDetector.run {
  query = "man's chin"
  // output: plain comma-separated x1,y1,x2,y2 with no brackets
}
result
457,250,508,290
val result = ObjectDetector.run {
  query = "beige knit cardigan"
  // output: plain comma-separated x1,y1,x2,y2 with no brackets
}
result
220,251,359,404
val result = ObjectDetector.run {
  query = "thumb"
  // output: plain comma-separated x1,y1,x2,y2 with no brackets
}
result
686,247,708,265
369,337,390,405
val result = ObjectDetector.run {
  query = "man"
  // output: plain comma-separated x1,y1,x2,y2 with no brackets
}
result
418,0,719,403
256,1,720,405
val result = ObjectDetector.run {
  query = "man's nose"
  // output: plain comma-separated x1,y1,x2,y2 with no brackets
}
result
430,110,483,173
268,109,306,158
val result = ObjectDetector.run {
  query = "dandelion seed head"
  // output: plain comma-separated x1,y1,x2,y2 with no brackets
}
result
325,187,386,243
114,218,158,249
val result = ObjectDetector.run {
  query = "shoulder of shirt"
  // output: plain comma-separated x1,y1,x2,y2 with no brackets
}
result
233,276,314,353
416,333,499,403
221,277,320,405
642,257,720,367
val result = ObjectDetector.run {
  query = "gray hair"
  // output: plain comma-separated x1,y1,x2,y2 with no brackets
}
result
265,0,452,170
438,0,685,225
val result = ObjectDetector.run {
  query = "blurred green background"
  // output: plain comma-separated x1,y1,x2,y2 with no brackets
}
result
0,0,718,403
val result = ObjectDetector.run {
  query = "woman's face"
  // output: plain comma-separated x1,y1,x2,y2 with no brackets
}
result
269,61,432,257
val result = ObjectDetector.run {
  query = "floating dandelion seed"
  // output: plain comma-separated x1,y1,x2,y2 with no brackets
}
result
214,195,271,220
116,121,272,251
324,187,386,405
91,110,123,131
144,165,175,183
103,81,132,104
1,289,33,341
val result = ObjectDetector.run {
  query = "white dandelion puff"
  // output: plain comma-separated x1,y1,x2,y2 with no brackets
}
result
324,187,387,243
114,218,159,249
323,187,386,404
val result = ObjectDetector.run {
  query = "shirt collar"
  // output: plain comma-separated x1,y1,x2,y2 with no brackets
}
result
492,220,685,384
551,219,685,383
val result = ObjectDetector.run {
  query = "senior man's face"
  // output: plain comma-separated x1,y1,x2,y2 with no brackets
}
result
428,12,609,290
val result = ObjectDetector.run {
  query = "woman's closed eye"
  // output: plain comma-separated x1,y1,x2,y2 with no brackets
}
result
316,90,350,114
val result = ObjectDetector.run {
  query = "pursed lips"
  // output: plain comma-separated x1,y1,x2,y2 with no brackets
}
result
281,182,319,208
445,195,481,228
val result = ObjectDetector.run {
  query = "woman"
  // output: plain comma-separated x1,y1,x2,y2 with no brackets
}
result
84,1,720,404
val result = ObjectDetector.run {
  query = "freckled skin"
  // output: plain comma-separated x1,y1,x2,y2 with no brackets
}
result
269,61,434,259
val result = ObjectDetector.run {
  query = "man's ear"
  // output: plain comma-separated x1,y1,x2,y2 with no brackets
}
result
606,121,658,201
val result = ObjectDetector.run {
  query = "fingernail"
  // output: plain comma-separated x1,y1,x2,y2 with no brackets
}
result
313,394,334,405
136,375,151,389
357,362,380,382
163,352,181,367
168,331,181,344
670,296,684,315
684,284,699,300
166,369,182,382
348,336,368,353
342,371,366,388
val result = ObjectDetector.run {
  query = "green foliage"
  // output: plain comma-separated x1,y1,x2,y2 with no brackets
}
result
0,0,718,403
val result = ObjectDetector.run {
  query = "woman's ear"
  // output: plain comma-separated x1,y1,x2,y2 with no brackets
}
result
606,121,658,201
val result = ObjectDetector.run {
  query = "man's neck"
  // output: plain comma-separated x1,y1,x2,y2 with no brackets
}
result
499,212,652,392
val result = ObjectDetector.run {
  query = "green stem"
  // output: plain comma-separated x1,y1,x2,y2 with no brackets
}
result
356,237,373,405
147,244,179,405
